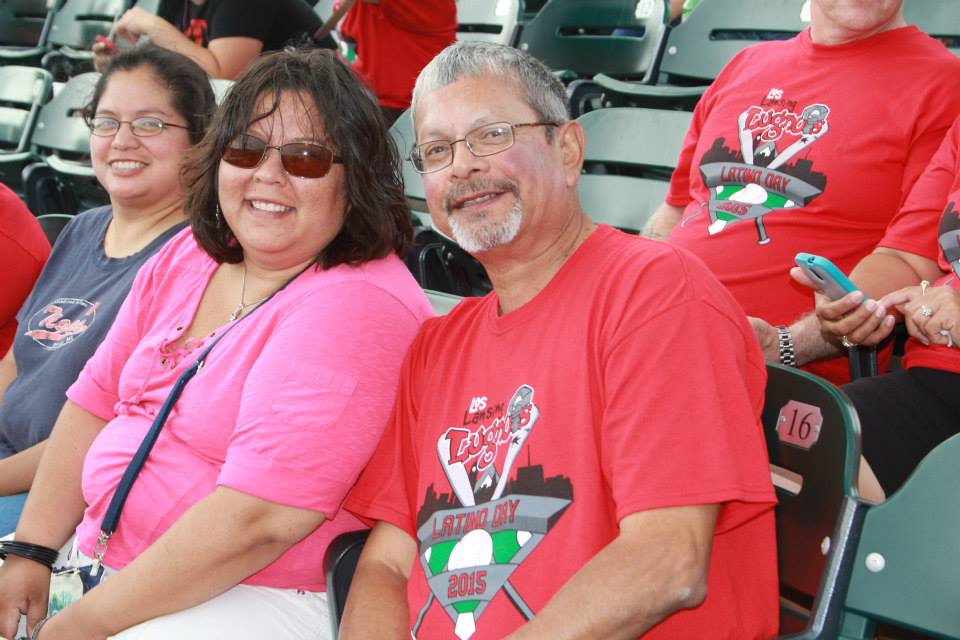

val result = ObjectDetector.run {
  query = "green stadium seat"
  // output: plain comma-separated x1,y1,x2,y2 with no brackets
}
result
837,432,960,639
40,0,133,79
0,65,53,191
0,0,51,48
388,108,430,228
456,0,524,46
24,72,108,215
425,289,463,315
596,0,808,110
576,106,690,233
0,0,133,78
209,78,234,105
516,0,669,80
762,363,868,639
35,212,74,244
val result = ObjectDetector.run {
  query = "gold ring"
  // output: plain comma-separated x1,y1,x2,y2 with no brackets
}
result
921,280,930,295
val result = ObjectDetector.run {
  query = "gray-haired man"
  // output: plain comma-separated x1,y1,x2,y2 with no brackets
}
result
342,41,778,640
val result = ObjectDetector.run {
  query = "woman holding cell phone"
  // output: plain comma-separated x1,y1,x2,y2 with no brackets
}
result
793,115,960,504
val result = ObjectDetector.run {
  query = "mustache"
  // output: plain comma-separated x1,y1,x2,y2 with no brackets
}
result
444,178,519,212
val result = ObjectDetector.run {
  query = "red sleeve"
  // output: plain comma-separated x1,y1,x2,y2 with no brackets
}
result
895,86,960,213
378,0,456,35
881,117,960,259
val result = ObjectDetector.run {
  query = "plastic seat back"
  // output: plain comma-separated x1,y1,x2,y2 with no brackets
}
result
517,0,668,79
576,106,690,233
0,0,50,46
209,78,234,105
425,289,463,315
46,0,128,49
388,108,430,226
763,363,867,639
456,0,523,46
0,65,53,153
32,72,97,159
29,72,108,211
324,530,370,638
0,65,53,190
595,0,808,111
838,433,960,639
35,212,74,244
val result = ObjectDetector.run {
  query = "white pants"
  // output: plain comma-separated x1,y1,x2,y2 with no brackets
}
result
107,583,330,640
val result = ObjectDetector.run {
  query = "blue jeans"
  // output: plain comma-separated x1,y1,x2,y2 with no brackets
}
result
0,492,28,535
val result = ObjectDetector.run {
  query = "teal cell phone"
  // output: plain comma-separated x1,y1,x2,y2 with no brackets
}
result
794,253,861,302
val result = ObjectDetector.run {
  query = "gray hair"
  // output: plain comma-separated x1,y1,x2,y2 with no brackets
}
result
412,41,570,129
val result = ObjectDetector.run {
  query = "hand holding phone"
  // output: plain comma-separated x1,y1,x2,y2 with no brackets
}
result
794,253,862,302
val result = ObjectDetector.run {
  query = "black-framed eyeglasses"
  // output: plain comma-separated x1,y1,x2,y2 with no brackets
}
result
87,116,190,138
409,121,560,174
222,134,343,179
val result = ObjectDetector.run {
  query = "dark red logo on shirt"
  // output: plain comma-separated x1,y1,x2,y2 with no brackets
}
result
24,298,99,350
183,18,208,46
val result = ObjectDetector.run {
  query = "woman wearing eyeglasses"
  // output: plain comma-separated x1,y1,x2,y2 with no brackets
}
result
0,47,431,640
0,45,215,536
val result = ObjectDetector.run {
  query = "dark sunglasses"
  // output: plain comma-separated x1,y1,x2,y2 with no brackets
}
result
222,135,343,179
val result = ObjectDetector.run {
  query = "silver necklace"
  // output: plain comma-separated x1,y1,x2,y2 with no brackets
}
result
229,264,269,322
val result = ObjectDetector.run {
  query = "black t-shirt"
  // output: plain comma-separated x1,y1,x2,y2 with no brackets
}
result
158,0,321,51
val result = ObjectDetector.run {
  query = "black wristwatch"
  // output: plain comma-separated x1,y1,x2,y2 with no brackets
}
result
776,326,797,367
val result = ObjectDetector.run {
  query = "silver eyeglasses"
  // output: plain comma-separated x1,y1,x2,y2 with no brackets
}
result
409,121,559,174
87,116,190,138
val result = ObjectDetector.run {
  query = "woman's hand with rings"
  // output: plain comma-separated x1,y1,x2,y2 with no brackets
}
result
790,267,895,347
880,283,960,348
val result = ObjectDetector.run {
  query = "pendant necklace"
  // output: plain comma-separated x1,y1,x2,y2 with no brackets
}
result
229,264,269,322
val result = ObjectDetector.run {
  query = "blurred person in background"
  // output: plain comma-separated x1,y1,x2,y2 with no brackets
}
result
93,0,321,79
315,0,456,123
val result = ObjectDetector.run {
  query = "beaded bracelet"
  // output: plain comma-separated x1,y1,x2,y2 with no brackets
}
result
0,540,58,570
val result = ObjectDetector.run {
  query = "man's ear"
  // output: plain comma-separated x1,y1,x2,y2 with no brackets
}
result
557,120,586,188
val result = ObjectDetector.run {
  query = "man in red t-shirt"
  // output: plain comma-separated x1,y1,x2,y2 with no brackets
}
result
333,0,456,123
645,0,960,385
340,41,778,640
